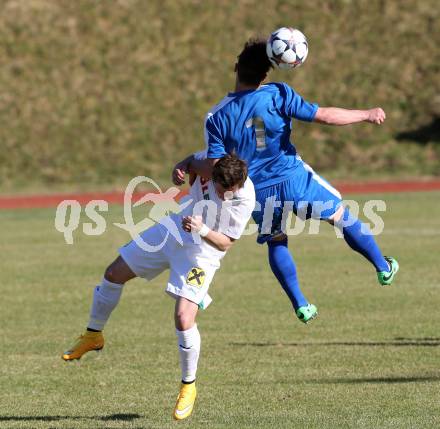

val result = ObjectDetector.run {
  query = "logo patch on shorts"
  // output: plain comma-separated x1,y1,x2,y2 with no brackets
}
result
186,267,206,288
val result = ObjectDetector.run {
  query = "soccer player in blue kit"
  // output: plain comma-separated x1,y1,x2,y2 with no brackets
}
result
173,38,399,323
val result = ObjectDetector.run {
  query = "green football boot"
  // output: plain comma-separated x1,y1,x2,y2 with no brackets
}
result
377,256,399,286
296,303,318,324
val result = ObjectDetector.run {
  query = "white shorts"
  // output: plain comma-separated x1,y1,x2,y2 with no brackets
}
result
119,223,218,307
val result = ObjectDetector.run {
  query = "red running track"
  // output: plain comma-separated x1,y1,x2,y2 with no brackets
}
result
1,180,440,210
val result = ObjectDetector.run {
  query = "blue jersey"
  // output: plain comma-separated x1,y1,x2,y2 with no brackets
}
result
205,82,318,190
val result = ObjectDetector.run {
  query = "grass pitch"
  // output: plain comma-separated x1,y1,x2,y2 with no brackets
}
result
1,192,439,429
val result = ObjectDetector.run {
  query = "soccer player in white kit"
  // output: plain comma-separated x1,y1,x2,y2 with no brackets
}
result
62,152,255,420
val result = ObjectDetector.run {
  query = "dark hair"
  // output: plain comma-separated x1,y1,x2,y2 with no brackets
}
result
236,38,273,86
212,153,248,189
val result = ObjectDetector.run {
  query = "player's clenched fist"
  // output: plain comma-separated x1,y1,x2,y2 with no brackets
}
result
367,108,386,125
182,215,203,233
172,161,187,185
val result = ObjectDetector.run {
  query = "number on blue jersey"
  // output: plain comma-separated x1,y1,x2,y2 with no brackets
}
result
246,117,267,152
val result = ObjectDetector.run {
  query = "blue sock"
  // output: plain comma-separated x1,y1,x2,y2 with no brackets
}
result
337,208,389,272
267,239,308,310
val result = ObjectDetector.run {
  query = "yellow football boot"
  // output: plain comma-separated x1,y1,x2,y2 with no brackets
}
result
62,331,104,361
173,382,197,420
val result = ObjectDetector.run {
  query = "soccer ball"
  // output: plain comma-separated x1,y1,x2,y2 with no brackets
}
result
266,27,308,70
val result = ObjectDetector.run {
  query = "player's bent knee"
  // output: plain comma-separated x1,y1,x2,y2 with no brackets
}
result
104,256,136,284
328,205,344,225
174,296,198,330
174,299,198,331
175,311,196,331
104,267,118,284
104,265,122,284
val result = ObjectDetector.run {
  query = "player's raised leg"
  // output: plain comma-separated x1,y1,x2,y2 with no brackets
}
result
329,206,399,285
254,182,317,324
297,162,399,286
173,297,199,420
62,256,136,361
267,235,317,323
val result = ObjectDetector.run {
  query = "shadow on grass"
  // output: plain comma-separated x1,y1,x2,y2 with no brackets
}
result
230,337,440,348
0,413,140,422
306,375,440,384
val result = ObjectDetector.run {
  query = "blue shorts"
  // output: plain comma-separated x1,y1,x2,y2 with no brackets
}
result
252,159,342,243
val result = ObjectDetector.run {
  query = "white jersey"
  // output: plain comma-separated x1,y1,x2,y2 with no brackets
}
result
119,151,255,308
167,152,256,263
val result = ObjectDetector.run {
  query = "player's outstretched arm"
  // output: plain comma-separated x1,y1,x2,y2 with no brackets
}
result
172,155,219,185
314,107,386,126
189,157,218,180
172,154,194,185
182,215,235,252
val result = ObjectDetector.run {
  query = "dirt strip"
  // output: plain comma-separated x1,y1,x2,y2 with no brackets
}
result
1,180,440,210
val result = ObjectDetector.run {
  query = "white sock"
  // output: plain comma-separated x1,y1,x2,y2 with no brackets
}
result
88,278,124,331
176,324,201,382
